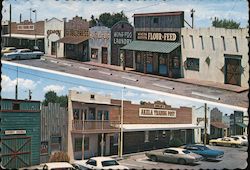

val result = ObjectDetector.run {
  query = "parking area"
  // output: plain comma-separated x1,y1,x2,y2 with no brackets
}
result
117,145,248,169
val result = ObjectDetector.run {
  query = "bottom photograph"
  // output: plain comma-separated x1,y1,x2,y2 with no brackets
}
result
1,63,248,170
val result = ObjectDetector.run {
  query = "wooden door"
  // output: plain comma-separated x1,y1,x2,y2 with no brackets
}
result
101,47,108,64
225,57,241,86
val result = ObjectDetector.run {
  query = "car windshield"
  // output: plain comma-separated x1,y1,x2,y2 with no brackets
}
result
183,150,191,154
101,160,119,167
241,136,246,139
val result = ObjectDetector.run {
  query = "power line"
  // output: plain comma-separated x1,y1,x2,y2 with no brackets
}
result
2,66,123,93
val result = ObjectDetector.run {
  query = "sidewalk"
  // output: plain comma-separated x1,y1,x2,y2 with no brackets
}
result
44,55,248,93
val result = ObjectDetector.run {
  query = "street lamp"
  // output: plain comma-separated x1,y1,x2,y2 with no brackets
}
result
119,87,125,158
32,9,37,48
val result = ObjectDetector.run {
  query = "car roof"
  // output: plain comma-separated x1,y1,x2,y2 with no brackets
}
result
89,156,116,161
166,147,186,152
41,162,73,168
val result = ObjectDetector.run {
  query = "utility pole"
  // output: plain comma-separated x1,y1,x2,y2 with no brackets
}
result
9,4,12,46
204,103,207,146
29,8,32,22
28,90,32,100
119,87,125,158
15,67,18,100
32,10,37,47
191,9,195,28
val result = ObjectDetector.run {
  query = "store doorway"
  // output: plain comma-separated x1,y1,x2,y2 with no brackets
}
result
51,42,57,55
101,47,108,64
224,56,241,86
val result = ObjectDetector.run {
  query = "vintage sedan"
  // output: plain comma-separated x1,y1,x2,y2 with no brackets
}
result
231,135,248,146
145,147,203,165
1,47,17,54
181,144,224,160
73,156,129,170
209,137,242,147
2,48,43,60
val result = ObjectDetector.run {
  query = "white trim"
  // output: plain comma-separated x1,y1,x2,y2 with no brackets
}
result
2,61,247,112
2,34,45,39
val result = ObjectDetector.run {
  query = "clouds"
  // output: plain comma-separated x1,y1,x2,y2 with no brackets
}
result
2,0,248,27
1,74,38,92
43,84,65,94
69,86,89,92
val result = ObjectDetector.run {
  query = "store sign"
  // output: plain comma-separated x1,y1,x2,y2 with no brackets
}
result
136,32,179,42
154,104,166,109
65,29,89,37
113,31,132,45
41,141,49,154
139,108,176,117
17,25,34,30
5,130,26,135
90,32,110,40
47,30,61,38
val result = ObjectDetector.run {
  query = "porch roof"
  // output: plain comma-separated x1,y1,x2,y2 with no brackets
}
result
57,36,89,44
236,122,247,128
121,40,180,53
117,124,202,132
211,122,229,129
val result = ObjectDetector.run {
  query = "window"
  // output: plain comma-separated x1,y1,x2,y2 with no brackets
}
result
73,109,80,120
181,35,185,48
210,36,215,51
90,94,95,99
91,48,98,59
12,103,20,110
74,137,89,152
153,17,159,24
190,35,194,49
97,110,102,120
86,159,97,166
101,160,119,167
221,36,226,51
104,111,109,120
144,131,149,142
199,36,204,50
185,58,199,71
155,131,159,140
164,149,178,154
162,130,166,138
233,36,238,52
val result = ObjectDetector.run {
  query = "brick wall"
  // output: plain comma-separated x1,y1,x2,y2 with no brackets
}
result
110,99,192,124
11,20,44,35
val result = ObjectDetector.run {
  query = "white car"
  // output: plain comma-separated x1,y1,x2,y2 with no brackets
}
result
20,162,75,170
231,135,248,146
2,48,43,60
73,156,129,170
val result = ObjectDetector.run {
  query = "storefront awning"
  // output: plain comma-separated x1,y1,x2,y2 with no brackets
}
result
211,122,229,129
121,40,180,53
116,124,202,132
2,34,44,40
236,122,247,128
57,36,89,44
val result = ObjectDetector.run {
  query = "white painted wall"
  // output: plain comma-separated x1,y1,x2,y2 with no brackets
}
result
44,17,64,57
181,27,249,88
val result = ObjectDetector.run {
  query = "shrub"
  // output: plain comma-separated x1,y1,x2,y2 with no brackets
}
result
169,138,183,147
49,151,70,163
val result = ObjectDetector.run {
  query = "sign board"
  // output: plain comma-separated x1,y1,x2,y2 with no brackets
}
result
5,130,27,135
113,31,132,45
41,141,49,154
17,25,34,30
139,108,176,117
47,30,61,38
136,31,179,42
154,104,166,109
90,32,110,40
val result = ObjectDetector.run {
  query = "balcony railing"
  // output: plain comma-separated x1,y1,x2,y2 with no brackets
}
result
72,120,120,133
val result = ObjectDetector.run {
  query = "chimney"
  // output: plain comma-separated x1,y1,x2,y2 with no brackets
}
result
20,13,22,23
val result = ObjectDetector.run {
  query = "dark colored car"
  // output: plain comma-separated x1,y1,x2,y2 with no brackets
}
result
182,144,224,160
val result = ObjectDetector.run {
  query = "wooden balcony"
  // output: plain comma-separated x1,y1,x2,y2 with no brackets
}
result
72,120,120,134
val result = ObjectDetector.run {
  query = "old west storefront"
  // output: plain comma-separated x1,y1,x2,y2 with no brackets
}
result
89,26,111,64
57,16,89,61
111,21,134,68
121,11,184,78
0,99,41,169
2,20,45,51
111,100,199,154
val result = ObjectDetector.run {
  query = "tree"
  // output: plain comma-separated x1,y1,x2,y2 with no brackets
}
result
212,17,240,29
95,11,129,28
89,15,97,27
49,151,70,162
43,91,68,107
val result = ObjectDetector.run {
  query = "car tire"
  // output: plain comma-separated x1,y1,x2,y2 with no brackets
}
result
212,142,217,146
150,155,157,162
178,158,186,165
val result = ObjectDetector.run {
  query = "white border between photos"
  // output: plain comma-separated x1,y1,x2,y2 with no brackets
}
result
2,60,247,112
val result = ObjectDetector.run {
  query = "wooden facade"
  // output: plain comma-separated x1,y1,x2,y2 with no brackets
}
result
111,21,134,67
0,99,41,169
40,103,68,163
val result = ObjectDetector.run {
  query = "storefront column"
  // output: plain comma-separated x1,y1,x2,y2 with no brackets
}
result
143,53,147,74
170,130,173,140
101,133,104,156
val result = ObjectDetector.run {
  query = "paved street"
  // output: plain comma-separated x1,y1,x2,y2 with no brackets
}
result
117,145,248,169
5,56,248,108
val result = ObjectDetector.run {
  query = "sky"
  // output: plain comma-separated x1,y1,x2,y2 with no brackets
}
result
1,61,247,116
2,0,248,28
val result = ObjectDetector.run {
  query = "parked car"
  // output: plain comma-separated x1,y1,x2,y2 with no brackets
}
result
2,48,43,60
209,137,242,147
145,147,203,165
231,135,248,146
73,156,129,170
20,162,75,170
181,144,224,160
1,47,17,54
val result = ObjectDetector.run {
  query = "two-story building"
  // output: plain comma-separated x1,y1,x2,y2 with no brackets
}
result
67,90,120,161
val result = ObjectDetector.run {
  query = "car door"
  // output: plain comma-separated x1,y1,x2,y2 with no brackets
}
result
85,159,97,169
163,149,176,163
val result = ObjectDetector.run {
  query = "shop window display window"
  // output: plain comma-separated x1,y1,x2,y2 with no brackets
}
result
144,131,149,142
91,48,98,59
186,58,199,71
